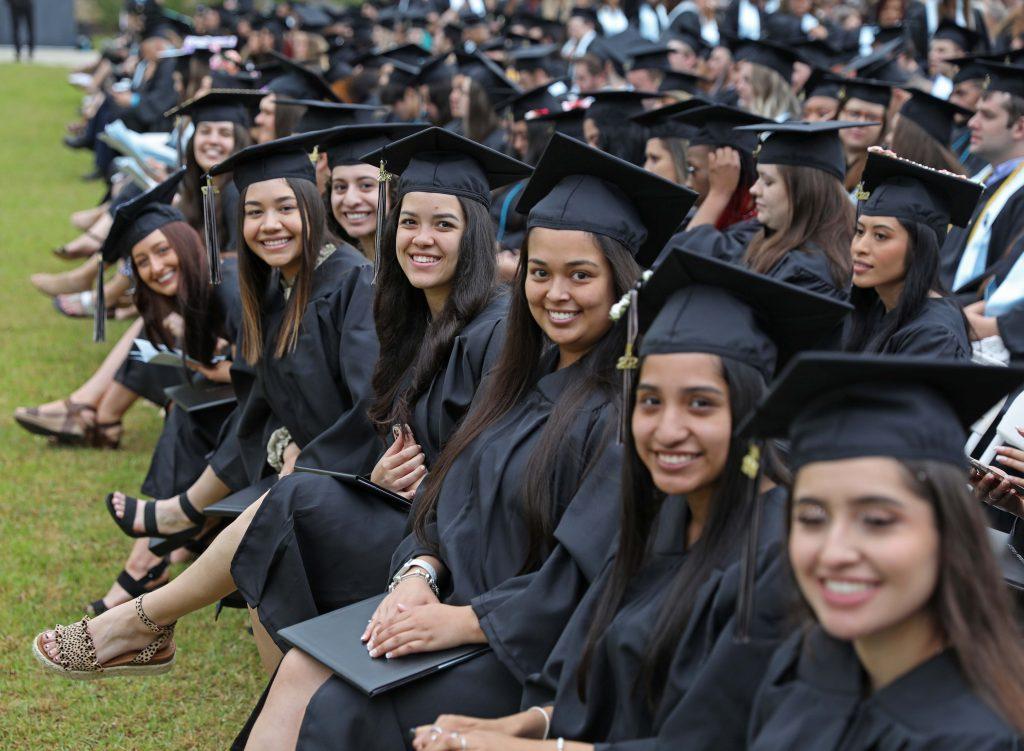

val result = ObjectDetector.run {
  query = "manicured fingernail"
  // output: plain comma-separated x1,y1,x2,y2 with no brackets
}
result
369,648,379,657
393,426,401,438
385,652,392,659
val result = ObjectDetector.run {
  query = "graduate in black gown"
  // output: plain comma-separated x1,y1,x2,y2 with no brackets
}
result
844,150,981,358
743,355,1024,751
238,134,697,750
230,126,525,660
409,248,851,751
103,130,379,557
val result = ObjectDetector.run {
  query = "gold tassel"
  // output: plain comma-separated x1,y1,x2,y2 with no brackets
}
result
616,289,639,443
736,439,765,642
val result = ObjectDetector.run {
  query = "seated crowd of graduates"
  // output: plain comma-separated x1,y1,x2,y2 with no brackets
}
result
19,0,1024,747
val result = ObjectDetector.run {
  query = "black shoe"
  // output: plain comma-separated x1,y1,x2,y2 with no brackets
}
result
81,168,104,181
63,134,91,150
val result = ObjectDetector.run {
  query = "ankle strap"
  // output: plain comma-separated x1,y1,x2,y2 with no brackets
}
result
178,492,206,527
134,595,174,633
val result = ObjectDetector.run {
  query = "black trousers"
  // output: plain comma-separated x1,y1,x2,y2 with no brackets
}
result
7,2,34,58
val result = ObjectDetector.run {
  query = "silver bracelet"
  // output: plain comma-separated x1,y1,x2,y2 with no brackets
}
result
404,557,438,583
388,568,439,597
527,706,551,740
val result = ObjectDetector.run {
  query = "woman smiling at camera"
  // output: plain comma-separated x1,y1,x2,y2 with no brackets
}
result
844,150,979,358
745,354,1024,751
407,251,850,751
235,135,697,750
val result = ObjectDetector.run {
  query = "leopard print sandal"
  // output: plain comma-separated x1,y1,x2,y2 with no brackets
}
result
31,595,176,680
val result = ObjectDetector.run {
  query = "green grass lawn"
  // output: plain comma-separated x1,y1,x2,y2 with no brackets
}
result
0,64,264,748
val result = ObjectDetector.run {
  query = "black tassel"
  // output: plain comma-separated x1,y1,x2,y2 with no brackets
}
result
93,259,106,343
175,115,184,167
615,288,639,444
735,439,765,642
202,174,222,285
374,159,392,284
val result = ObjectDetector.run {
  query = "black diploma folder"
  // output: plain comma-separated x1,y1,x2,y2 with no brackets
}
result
164,382,236,413
205,474,279,518
293,465,413,511
278,594,490,696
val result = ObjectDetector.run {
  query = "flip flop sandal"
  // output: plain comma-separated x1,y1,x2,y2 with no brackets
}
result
32,595,176,680
14,399,96,444
105,491,205,547
86,558,169,617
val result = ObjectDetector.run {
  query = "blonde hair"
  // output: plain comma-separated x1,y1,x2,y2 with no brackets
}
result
746,63,801,121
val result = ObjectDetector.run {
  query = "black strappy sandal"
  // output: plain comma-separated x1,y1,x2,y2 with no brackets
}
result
104,492,205,547
86,558,169,616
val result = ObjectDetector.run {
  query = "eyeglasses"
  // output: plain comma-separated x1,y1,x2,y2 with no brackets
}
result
840,108,883,122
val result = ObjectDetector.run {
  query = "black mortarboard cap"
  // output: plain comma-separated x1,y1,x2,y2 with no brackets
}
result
310,122,428,169
384,59,423,89
579,88,661,126
899,88,974,145
630,97,708,138
527,105,587,140
803,67,841,99
668,103,772,151
731,37,800,80
858,149,983,239
101,168,187,265
948,53,992,83
263,51,341,101
638,248,852,378
626,43,675,72
455,49,521,103
835,76,892,107
792,38,844,70
207,129,319,192
360,126,532,207
665,25,710,57
165,89,263,127
736,120,868,180
413,54,456,86
277,98,387,133
741,353,1024,469
508,43,560,71
873,24,909,48
569,6,599,25
933,19,985,53
501,81,567,121
292,4,333,32
355,43,432,67
842,37,906,82
977,60,1024,98
517,133,698,266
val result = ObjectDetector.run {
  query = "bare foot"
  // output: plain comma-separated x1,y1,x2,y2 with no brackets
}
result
30,269,93,297
110,491,197,536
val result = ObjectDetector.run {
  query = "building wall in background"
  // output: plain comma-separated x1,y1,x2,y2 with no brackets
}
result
0,0,78,47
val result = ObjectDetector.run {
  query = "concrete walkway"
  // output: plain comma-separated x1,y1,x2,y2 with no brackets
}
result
0,45,96,66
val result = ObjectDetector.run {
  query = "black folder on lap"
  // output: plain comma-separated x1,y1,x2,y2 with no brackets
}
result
205,474,278,518
278,594,491,696
293,465,413,512
164,382,236,413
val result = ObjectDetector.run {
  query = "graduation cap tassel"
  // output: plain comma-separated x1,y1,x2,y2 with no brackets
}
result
374,159,392,284
735,439,765,643
93,259,106,343
614,289,640,444
202,175,223,285
175,115,184,167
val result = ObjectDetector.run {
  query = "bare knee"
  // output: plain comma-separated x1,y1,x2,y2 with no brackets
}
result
275,648,332,694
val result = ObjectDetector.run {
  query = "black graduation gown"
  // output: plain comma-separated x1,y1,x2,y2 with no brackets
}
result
661,219,762,267
232,244,381,480
522,488,789,751
940,174,1024,292
748,627,1022,751
230,293,509,651
140,257,244,498
291,354,620,751
846,297,970,359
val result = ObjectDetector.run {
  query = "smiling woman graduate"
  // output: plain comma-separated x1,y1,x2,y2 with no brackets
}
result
744,354,1024,751
235,134,697,750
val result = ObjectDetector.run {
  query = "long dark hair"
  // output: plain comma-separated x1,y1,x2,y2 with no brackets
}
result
844,218,964,351
179,124,253,250
745,164,854,288
411,232,641,572
131,220,221,365
237,177,326,363
464,78,502,145
898,460,1024,732
577,355,772,709
888,117,965,175
368,192,498,433
588,117,649,166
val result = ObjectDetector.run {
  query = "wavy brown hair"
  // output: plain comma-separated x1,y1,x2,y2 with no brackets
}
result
744,164,854,288
237,177,326,363
411,232,640,572
367,192,498,435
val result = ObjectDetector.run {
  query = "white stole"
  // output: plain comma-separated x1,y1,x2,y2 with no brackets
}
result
952,162,1024,293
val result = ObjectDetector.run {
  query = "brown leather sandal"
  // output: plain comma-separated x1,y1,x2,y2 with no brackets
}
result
88,420,123,449
13,399,96,444
32,595,176,680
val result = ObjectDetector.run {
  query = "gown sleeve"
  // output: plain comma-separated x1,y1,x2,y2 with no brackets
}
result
668,220,761,264
471,439,624,682
293,265,383,474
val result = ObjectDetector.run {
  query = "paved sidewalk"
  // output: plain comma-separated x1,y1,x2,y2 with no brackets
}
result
0,45,96,66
